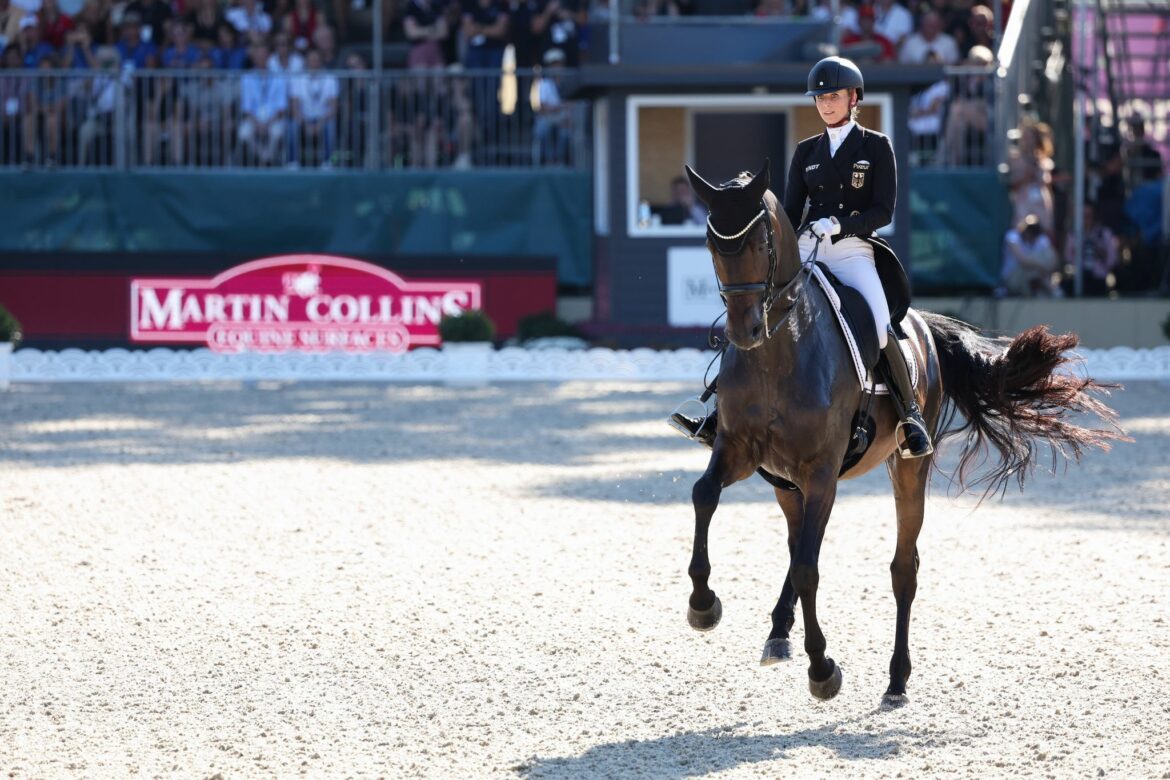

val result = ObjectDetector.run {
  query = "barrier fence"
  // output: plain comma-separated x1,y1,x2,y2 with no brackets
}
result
0,67,590,171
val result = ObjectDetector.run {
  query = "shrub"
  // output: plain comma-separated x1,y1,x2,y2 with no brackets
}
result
517,311,582,342
0,303,21,346
438,309,496,343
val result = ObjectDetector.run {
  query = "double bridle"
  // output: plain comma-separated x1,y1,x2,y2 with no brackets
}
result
706,201,816,339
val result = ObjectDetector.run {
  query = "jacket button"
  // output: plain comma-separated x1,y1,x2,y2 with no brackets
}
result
839,184,843,189
838,203,844,208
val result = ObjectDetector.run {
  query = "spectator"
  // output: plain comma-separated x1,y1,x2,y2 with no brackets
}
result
0,44,24,164
178,55,231,165
462,0,508,70
187,0,226,50
24,52,65,164
237,41,288,165
115,12,158,69
36,0,72,49
940,44,993,166
532,46,571,164
1125,115,1163,185
211,23,247,68
78,45,125,164
873,0,913,50
403,0,447,69
532,0,584,67
439,0,461,66
899,9,958,65
840,3,896,63
907,52,948,166
63,21,97,67
337,51,368,166
289,47,337,166
74,0,112,47
1007,118,1055,235
310,23,337,67
999,214,1059,297
284,0,321,52
656,175,706,225
19,15,55,67
1,0,22,51
504,0,537,69
960,4,994,59
162,19,199,66
226,0,272,41
446,63,473,168
1066,203,1119,297
123,0,171,47
267,31,304,72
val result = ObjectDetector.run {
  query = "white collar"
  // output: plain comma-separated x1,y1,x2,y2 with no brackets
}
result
826,120,856,144
826,120,856,156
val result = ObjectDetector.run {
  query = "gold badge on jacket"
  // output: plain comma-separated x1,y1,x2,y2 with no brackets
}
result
851,160,870,189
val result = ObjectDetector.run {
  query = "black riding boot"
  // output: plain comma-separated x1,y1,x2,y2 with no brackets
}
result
881,333,933,459
668,382,718,448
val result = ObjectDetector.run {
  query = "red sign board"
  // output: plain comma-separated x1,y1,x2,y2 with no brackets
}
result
131,255,482,353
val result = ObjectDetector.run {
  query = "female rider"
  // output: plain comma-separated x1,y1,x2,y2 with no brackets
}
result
672,56,932,459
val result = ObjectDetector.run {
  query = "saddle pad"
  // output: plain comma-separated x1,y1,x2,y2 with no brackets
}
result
810,265,918,395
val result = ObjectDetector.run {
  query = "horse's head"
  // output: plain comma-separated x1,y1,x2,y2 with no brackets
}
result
686,160,783,351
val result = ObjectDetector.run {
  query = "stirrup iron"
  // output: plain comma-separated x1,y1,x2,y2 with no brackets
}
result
668,397,712,441
894,415,934,459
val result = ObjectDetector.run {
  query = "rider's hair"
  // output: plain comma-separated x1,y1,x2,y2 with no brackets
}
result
849,88,860,122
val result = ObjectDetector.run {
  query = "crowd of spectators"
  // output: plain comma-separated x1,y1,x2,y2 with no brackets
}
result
0,0,590,167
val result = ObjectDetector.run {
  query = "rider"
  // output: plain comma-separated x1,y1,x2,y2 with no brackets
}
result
673,55,933,459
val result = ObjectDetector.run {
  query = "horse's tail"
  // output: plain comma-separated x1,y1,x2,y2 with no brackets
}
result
921,310,1127,497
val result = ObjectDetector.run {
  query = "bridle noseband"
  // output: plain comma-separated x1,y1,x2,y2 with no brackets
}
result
707,201,814,339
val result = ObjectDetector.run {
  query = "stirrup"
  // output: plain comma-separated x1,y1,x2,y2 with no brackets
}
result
895,416,934,459
668,397,713,443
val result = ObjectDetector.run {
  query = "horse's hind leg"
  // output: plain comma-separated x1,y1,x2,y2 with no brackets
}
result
686,448,735,631
883,454,929,706
761,488,803,665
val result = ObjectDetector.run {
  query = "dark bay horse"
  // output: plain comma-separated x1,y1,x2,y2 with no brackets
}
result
681,162,1123,704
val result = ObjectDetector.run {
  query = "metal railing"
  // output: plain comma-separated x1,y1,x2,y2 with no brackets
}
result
0,67,590,171
907,65,998,170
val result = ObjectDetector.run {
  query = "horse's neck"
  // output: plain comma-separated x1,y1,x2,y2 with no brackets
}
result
740,278,838,378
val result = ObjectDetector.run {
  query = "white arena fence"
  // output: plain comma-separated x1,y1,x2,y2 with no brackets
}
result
6,345,1170,384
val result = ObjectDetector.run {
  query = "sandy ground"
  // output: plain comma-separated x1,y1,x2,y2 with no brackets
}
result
1,380,1169,779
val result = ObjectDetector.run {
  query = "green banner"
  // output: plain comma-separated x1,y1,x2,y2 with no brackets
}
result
0,170,593,286
909,170,1010,292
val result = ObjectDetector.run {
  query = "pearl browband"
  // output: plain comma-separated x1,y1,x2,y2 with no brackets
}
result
706,209,766,241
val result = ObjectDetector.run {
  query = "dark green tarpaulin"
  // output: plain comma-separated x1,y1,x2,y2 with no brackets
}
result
909,170,1010,292
0,170,593,286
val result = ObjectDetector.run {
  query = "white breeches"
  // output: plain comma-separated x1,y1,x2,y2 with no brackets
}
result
798,234,890,349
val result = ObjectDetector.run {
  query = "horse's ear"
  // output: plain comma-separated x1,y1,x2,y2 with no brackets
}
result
684,164,718,207
745,159,771,200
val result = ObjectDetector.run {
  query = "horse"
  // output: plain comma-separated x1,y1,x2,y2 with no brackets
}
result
680,161,1124,704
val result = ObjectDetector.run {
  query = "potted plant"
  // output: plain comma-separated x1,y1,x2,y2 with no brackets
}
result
517,311,588,350
439,309,496,385
0,302,22,390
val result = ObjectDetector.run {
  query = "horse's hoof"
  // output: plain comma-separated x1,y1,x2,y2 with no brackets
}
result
687,595,722,632
881,692,909,709
759,637,792,666
808,659,843,700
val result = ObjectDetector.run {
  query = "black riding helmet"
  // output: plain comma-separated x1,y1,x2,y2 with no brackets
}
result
805,56,865,100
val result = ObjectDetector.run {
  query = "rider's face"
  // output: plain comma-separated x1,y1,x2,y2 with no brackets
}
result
814,89,851,125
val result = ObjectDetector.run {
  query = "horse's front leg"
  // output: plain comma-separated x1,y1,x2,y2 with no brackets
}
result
761,487,803,665
686,444,741,631
789,469,843,699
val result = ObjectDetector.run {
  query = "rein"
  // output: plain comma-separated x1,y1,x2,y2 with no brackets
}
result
708,204,818,339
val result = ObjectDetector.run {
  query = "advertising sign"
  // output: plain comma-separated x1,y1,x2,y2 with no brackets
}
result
131,255,482,353
667,247,723,328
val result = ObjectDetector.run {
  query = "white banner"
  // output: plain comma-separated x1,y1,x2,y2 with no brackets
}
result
667,247,724,328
